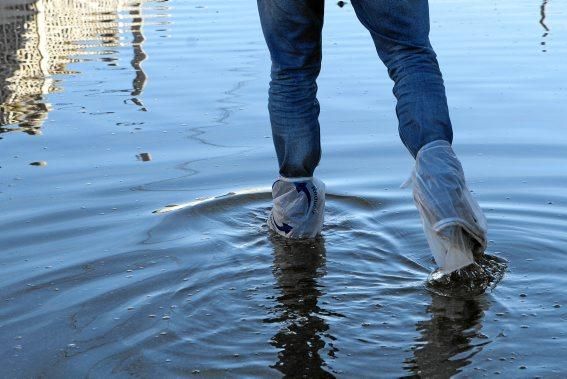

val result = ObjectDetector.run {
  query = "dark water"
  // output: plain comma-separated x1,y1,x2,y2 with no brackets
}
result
1,0,567,377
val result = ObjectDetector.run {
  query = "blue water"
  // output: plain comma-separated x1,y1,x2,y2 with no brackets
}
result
1,0,566,376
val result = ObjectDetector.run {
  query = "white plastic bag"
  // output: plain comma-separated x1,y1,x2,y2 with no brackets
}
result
405,140,487,274
268,176,325,239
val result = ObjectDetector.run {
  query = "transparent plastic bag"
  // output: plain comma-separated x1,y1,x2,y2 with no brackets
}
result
268,176,325,239
405,140,487,274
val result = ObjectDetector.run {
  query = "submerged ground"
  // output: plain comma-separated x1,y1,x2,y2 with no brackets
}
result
1,0,566,377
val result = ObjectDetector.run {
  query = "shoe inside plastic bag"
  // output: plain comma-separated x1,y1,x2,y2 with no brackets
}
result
406,140,487,275
268,176,325,239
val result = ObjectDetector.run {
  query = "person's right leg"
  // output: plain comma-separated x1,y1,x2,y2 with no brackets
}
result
350,0,487,273
257,0,326,239
350,0,453,157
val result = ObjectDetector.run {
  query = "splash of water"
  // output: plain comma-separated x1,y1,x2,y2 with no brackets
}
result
426,254,508,298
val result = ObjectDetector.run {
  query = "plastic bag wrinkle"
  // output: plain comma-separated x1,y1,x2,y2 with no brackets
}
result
268,176,325,239
408,140,487,274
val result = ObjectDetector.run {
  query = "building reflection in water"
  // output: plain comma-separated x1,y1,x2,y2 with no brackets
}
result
404,294,490,377
266,236,340,378
0,0,148,136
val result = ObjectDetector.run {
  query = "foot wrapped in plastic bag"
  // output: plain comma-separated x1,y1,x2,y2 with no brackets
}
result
406,140,487,275
268,177,325,239
427,253,508,297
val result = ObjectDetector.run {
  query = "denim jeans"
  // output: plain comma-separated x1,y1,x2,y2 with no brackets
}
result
257,0,453,178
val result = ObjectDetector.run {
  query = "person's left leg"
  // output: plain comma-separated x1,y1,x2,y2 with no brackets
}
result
257,0,326,239
257,0,325,178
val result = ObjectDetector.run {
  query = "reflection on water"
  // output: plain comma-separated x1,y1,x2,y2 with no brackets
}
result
267,234,493,378
540,0,550,52
0,0,148,135
405,295,489,378
267,236,339,378
1,0,567,376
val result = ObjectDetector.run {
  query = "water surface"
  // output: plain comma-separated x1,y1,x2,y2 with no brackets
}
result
1,0,567,377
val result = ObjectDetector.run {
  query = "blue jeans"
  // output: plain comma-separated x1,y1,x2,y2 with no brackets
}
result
257,0,453,178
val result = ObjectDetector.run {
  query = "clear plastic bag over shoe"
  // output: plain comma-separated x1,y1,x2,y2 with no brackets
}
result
406,140,487,274
268,177,325,239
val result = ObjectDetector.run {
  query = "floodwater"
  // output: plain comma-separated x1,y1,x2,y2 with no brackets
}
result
1,0,566,377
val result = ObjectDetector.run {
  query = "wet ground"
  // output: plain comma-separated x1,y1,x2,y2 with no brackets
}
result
1,0,567,377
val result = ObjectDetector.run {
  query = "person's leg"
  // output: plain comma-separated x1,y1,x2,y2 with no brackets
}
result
257,0,326,239
257,0,324,178
351,0,486,273
350,0,452,157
